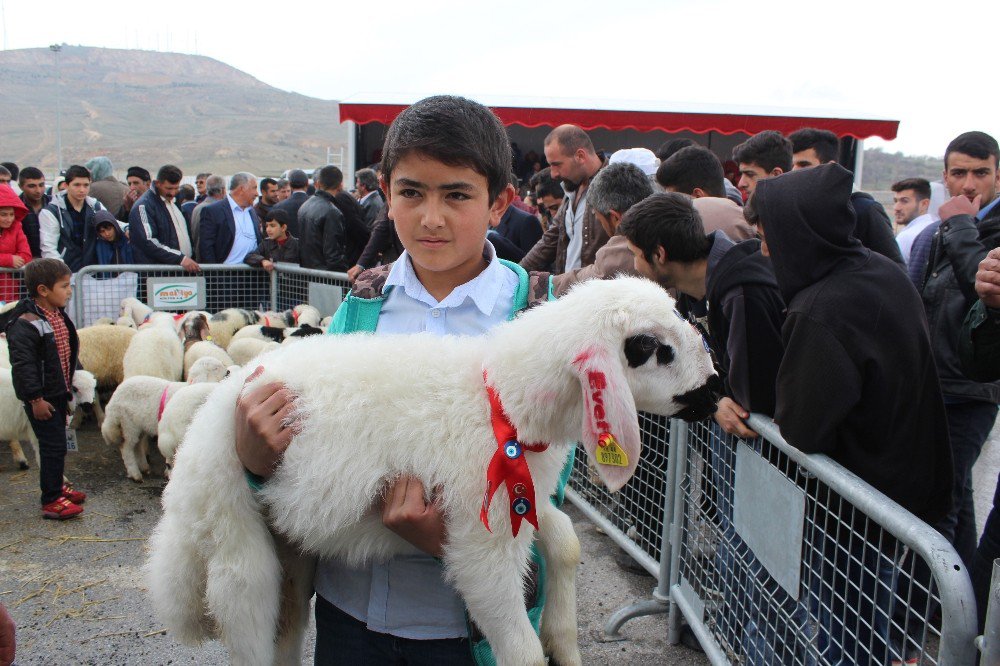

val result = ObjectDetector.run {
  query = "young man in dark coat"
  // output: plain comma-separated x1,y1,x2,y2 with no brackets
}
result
750,163,953,664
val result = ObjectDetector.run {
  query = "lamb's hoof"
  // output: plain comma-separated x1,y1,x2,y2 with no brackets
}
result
18,461,29,470
129,475,144,484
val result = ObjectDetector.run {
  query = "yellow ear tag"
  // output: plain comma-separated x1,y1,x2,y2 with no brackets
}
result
596,433,629,467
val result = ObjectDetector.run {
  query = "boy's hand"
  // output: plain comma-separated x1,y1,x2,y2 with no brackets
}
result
381,476,447,558
713,397,758,438
0,601,14,666
347,265,363,283
235,367,299,478
262,260,274,272
11,256,25,268
31,399,55,421
180,256,200,273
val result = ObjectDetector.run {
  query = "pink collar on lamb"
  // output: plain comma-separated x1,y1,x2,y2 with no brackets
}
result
481,372,548,537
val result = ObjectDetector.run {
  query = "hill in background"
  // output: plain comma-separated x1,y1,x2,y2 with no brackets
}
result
862,148,944,191
1,45,347,177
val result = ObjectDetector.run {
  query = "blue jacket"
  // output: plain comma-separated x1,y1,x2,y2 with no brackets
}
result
199,198,262,263
128,188,189,265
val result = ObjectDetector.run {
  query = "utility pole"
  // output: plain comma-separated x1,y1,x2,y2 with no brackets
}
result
50,44,63,174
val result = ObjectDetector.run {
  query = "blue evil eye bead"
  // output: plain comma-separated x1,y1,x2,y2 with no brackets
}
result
512,483,527,496
674,309,685,321
512,497,531,516
702,336,711,353
504,441,522,459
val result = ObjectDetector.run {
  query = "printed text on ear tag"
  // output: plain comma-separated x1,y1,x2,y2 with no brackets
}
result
596,432,628,467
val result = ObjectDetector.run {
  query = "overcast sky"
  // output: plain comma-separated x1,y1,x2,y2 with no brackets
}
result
3,0,998,158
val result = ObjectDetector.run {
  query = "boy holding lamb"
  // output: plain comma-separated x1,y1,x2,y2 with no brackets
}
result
3,258,87,520
235,96,567,664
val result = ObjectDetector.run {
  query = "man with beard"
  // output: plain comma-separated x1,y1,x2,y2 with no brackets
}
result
254,178,279,224
891,178,934,263
17,166,49,258
520,125,609,274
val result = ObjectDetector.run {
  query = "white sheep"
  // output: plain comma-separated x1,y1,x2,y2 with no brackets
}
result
2,368,98,470
157,382,220,475
146,277,719,666
208,308,258,349
231,324,323,346
116,316,137,329
122,316,183,381
179,312,235,379
102,357,229,482
255,310,289,329
226,338,280,367
120,297,153,327
78,324,138,389
291,304,321,327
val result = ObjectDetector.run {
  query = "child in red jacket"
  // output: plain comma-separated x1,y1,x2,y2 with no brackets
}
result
0,184,32,304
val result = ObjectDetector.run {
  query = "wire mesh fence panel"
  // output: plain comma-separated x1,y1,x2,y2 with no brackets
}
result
272,264,351,317
73,264,271,326
0,268,28,308
568,412,672,572
672,418,976,666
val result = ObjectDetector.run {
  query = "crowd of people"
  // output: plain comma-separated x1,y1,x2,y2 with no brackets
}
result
1,95,999,665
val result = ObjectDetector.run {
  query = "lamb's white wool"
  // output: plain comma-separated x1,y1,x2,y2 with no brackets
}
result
103,357,228,481
254,310,288,329
291,304,321,327
226,338,280,367
78,324,138,389
140,312,178,330
208,308,257,350
3,368,98,469
116,316,137,329
0,335,9,369
157,382,220,474
123,322,183,381
120,297,153,327
147,277,717,666
319,315,332,330
183,341,234,379
92,317,115,326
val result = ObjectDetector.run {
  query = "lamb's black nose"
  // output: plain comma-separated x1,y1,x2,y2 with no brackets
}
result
672,375,721,422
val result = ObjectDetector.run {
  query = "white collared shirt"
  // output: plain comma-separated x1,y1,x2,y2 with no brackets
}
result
223,194,258,264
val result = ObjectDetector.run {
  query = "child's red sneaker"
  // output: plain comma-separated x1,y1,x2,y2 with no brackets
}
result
61,484,86,504
42,497,84,520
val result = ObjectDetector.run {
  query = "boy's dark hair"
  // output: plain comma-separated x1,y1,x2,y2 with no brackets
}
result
381,95,512,203
260,177,277,191
655,138,697,162
656,146,726,197
156,165,183,184
127,166,151,182
732,131,793,173
945,131,1000,169
316,165,344,191
265,209,291,226
18,166,44,184
618,192,711,264
25,258,71,296
64,164,91,184
2,162,19,181
587,162,653,217
788,127,840,164
891,178,932,200
529,167,564,200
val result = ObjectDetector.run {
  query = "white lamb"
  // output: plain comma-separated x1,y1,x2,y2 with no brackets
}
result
1,368,98,470
208,308,258,349
120,297,153,327
102,357,229,481
290,304,321,327
147,277,719,666
179,312,234,379
122,315,183,381
157,381,221,475
78,324,138,389
226,338,280,367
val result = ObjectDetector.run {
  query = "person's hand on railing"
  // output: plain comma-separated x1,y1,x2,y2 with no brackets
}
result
713,396,758,438
261,260,275,273
10,256,25,269
180,256,200,273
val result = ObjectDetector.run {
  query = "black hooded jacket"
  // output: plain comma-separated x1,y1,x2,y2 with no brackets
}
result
704,234,785,415
755,163,952,524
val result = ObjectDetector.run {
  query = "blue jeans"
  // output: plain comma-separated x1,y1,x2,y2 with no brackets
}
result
314,594,473,666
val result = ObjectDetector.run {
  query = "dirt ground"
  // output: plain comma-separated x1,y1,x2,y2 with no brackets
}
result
0,419,708,666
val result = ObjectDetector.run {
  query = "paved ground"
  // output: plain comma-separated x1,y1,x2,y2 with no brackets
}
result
0,418,707,666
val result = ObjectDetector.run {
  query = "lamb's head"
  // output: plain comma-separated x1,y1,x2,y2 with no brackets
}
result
512,276,718,492
187,357,228,384
120,297,152,325
292,304,322,327
179,312,211,343
69,369,98,411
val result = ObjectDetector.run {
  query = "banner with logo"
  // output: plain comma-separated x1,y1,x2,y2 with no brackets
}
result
147,277,206,310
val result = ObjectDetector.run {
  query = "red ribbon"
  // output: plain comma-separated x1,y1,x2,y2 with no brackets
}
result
481,373,548,537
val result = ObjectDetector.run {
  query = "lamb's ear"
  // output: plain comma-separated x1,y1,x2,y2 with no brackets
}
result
571,345,640,492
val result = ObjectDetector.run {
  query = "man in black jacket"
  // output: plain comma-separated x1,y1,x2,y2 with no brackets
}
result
128,165,198,271
910,131,1000,573
750,163,952,664
270,169,311,237
17,166,49,259
297,165,349,271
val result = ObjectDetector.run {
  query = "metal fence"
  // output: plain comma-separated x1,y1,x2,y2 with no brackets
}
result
570,415,979,666
0,267,29,307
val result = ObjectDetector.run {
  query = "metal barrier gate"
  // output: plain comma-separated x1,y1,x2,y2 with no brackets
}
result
574,415,978,665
